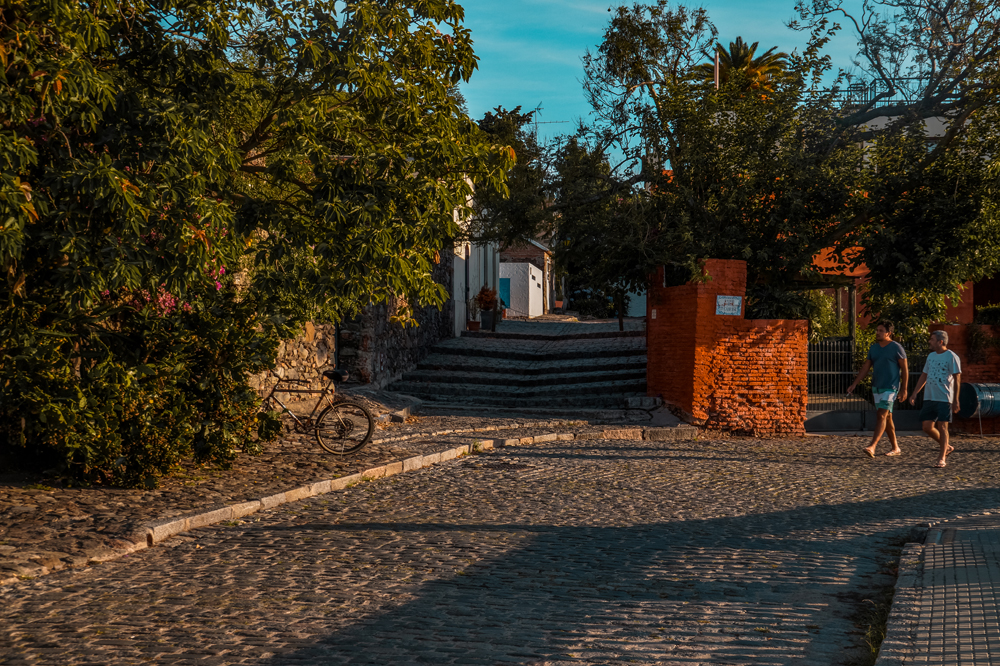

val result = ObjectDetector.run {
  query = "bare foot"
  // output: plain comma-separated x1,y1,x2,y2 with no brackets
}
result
936,445,955,468
885,449,902,456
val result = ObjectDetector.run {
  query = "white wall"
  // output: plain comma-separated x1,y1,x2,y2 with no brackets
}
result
501,262,543,318
453,240,500,335
627,290,647,318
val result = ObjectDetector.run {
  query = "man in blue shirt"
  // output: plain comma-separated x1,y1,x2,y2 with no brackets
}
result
848,320,909,457
909,330,962,468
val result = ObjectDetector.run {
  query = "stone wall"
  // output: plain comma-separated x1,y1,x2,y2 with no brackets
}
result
250,322,338,402
338,247,455,388
251,246,455,397
646,259,808,435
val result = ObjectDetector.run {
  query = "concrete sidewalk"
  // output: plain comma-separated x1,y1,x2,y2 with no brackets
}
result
879,513,1000,665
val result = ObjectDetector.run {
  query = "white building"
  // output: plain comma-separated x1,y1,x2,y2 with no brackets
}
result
500,262,545,318
452,240,500,336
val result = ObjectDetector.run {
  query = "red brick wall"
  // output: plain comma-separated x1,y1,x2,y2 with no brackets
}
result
647,259,808,435
499,243,547,271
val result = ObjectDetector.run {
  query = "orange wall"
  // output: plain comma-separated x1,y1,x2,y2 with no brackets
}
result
647,259,808,435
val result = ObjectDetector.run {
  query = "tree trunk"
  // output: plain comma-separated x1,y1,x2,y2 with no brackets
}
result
617,291,624,331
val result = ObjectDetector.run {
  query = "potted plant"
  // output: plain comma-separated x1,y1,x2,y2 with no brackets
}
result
466,298,481,331
475,286,498,330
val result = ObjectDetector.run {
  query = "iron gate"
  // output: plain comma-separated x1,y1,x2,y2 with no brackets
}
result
807,336,926,430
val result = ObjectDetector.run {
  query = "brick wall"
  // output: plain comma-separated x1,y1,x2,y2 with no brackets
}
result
647,259,808,435
499,242,547,271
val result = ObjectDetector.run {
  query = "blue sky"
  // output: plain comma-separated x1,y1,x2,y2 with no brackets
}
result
460,0,863,144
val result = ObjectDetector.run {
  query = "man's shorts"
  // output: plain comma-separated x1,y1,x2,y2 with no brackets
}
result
920,400,954,423
872,387,898,412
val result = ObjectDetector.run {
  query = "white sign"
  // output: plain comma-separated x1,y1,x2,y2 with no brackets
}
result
715,295,742,316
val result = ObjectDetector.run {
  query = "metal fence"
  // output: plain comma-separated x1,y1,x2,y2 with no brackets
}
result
807,337,927,427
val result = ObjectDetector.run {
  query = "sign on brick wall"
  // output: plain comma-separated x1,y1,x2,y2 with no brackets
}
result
715,295,742,316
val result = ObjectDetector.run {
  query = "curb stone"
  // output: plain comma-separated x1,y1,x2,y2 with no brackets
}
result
0,423,696,588
875,540,924,666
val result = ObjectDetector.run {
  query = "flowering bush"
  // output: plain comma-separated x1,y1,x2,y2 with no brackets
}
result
0,289,281,487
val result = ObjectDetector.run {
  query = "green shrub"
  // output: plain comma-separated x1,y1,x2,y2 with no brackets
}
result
975,304,1000,325
0,290,281,488
746,286,848,343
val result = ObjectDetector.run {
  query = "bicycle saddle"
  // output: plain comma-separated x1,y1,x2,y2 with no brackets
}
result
322,369,349,383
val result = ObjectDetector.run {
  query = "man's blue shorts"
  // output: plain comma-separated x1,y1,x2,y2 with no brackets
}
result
920,400,953,423
872,387,897,412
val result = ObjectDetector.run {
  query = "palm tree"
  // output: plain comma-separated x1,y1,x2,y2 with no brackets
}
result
694,37,789,92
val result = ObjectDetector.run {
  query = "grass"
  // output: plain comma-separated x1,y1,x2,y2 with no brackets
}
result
850,541,906,666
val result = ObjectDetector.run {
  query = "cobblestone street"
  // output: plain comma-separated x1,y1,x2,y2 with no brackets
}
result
4,433,1000,665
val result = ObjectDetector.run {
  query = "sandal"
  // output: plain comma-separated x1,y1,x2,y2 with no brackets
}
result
885,450,902,456
935,460,947,468
863,448,875,458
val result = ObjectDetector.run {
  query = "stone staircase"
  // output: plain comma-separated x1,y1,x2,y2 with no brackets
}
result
388,320,660,418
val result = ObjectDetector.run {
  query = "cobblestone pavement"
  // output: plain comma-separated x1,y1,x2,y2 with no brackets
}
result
4,433,1000,664
0,414,590,583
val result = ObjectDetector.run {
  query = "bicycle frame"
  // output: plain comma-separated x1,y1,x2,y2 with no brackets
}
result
261,377,340,432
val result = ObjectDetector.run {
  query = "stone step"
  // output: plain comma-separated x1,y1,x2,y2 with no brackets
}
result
428,338,646,362
389,380,648,407
409,394,646,409
416,403,638,421
416,354,648,376
461,329,645,341
400,367,648,388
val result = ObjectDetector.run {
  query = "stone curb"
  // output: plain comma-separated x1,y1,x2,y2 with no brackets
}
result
874,541,924,666
0,424,696,588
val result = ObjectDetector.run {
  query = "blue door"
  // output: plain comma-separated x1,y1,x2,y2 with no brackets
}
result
499,278,511,311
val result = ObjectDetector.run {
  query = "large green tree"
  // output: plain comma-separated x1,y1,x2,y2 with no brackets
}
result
468,106,551,249
577,0,1000,339
0,0,508,485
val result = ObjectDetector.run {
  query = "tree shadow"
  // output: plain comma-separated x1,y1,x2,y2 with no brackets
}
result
252,488,1000,665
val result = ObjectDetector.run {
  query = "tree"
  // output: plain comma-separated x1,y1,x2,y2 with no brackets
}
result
552,138,652,330
468,106,552,250
692,37,789,91
0,0,509,486
576,0,1000,341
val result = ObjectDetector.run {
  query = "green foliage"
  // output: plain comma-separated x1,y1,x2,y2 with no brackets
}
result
692,37,789,91
0,0,508,486
470,106,551,249
746,288,847,342
805,291,849,342
0,289,279,487
975,304,1000,326
576,0,1000,333
553,138,649,324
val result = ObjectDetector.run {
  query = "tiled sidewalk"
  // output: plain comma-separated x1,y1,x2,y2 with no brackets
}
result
880,514,1000,665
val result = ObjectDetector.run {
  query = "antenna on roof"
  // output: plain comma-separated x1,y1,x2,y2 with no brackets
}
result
531,102,568,141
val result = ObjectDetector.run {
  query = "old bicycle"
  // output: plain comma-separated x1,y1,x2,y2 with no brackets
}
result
261,369,375,455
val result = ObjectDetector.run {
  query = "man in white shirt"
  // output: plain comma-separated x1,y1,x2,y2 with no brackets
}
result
909,330,962,468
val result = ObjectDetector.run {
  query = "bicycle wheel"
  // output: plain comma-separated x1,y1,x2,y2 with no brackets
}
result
315,401,375,455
